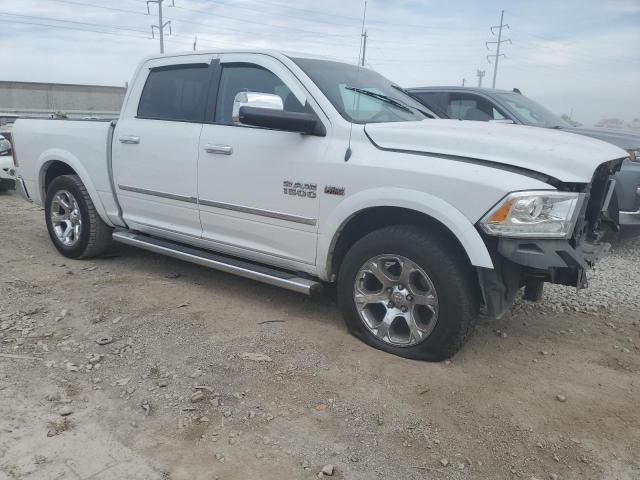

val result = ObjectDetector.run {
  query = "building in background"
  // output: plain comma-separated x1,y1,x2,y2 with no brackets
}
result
0,80,126,124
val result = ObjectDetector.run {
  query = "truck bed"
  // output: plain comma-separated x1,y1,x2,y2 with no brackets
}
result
12,118,123,227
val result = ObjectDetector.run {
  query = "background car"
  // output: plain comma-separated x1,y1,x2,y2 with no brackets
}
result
408,86,640,227
0,133,16,192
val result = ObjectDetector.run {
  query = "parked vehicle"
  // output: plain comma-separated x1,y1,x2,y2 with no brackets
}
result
408,86,640,226
0,134,16,191
12,51,628,360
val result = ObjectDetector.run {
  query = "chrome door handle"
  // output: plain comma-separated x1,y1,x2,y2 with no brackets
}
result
205,144,233,155
119,135,140,144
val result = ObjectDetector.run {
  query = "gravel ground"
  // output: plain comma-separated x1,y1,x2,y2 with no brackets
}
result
1,189,639,480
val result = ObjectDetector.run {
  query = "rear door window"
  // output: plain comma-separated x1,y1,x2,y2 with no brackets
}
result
137,64,210,122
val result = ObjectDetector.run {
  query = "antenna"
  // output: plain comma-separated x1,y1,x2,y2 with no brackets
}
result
348,0,368,162
357,0,368,65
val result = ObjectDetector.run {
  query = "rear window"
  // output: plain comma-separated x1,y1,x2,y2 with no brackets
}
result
137,64,210,122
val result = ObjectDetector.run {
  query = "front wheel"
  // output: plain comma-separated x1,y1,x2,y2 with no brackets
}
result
45,174,112,259
337,225,480,361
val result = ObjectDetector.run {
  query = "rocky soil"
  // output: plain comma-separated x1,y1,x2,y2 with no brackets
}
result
1,190,639,480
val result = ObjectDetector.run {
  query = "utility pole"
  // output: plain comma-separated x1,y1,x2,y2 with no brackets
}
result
461,78,466,86
477,70,485,88
486,10,511,88
193,35,197,51
147,0,174,54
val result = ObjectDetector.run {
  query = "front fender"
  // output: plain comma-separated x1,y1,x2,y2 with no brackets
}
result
36,150,114,227
318,187,494,280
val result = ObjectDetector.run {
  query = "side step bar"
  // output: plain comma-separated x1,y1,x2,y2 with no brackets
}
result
112,231,323,295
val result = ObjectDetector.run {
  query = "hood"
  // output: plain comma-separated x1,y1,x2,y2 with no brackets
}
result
364,119,628,183
560,127,640,151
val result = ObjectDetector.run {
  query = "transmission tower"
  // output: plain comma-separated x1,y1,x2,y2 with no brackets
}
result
486,10,511,88
147,0,174,54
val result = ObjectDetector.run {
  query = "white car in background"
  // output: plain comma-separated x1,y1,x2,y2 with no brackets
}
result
0,134,16,192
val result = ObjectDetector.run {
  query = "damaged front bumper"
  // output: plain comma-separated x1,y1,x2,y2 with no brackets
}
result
478,235,610,320
477,159,621,320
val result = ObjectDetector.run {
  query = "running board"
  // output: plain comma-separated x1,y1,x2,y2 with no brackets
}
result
112,231,322,295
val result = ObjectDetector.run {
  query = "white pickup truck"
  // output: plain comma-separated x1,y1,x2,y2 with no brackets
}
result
13,50,627,361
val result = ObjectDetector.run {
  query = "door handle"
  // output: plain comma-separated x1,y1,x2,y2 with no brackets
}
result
205,144,233,155
119,135,140,144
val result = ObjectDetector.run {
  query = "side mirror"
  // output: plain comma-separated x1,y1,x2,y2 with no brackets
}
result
232,91,326,136
232,92,283,124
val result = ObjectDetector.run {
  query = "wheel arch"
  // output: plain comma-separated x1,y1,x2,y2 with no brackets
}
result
318,189,494,281
37,152,113,227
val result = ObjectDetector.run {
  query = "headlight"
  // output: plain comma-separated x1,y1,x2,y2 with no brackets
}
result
628,149,639,162
480,191,585,238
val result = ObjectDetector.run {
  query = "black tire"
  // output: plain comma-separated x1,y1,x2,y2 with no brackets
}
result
337,225,480,361
45,174,112,259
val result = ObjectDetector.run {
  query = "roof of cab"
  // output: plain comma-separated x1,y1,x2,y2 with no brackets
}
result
142,49,340,63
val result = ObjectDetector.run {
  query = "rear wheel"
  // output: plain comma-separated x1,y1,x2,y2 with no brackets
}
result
337,225,479,361
45,174,112,259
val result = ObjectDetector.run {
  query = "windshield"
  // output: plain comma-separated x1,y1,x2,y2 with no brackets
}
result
494,92,570,128
291,57,430,124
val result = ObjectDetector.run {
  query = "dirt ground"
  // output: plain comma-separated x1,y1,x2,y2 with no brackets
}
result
1,189,639,480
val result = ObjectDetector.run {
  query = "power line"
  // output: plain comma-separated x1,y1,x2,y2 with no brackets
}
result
42,0,360,49
0,12,202,49
0,12,150,37
486,9,511,88
0,17,150,41
170,4,357,39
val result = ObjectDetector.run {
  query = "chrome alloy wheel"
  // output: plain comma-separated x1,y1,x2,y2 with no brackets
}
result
50,190,82,247
353,254,439,347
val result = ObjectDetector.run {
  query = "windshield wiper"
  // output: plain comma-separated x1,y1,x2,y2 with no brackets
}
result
344,86,412,114
390,84,437,117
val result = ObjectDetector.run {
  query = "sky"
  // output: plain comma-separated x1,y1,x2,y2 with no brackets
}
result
0,0,639,126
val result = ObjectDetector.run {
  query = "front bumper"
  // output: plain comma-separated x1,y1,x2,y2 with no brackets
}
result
477,235,609,319
620,208,640,225
0,158,16,190
0,177,15,190
477,159,621,320
619,187,640,225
